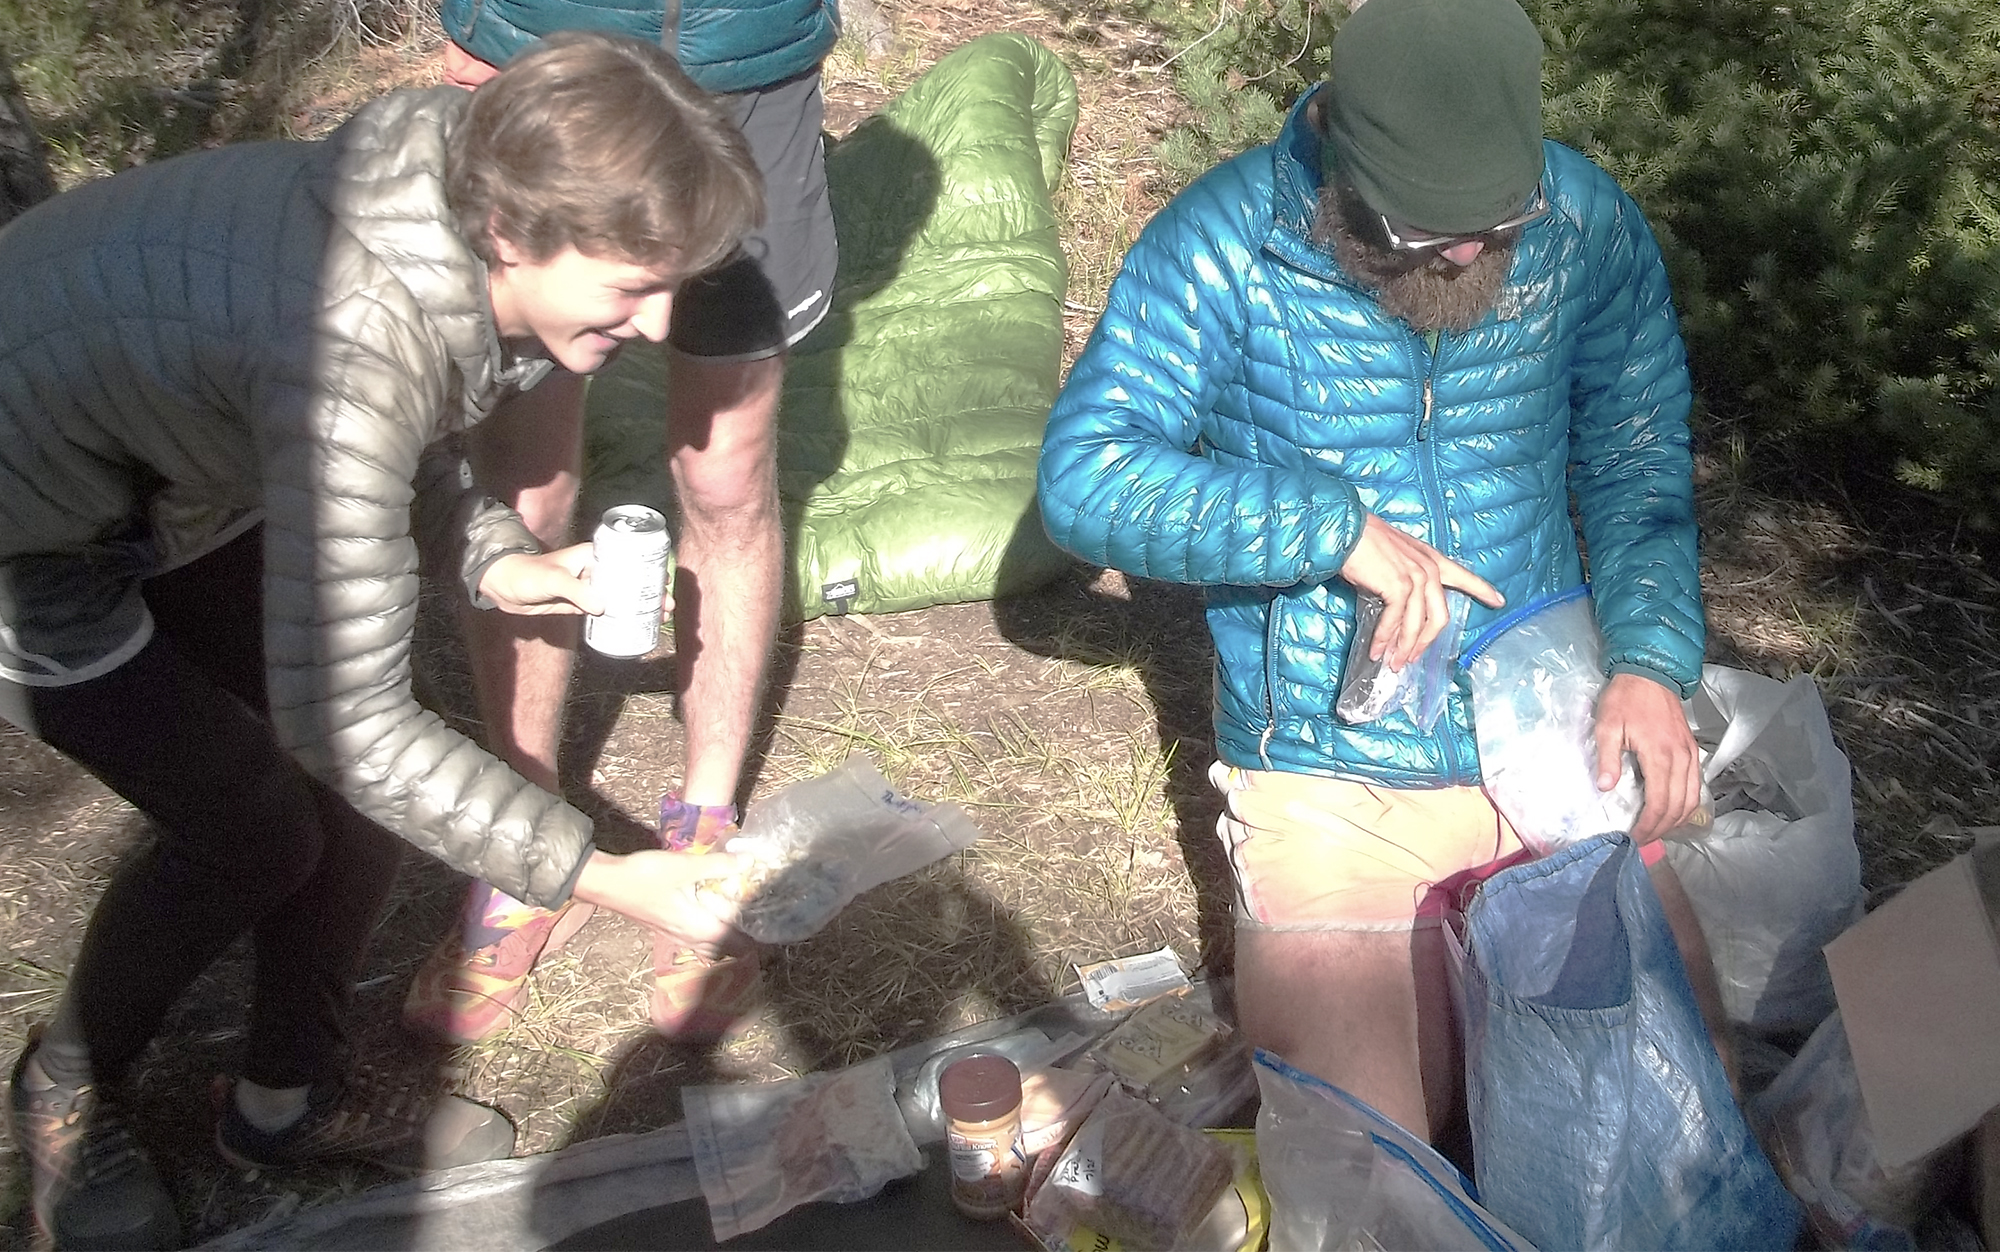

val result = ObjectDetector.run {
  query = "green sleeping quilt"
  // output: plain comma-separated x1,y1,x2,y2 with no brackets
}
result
581,32,1078,620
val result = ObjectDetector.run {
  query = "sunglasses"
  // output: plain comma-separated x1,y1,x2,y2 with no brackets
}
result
1378,186,1550,253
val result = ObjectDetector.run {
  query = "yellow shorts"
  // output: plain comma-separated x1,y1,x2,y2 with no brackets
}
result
1210,762,1530,932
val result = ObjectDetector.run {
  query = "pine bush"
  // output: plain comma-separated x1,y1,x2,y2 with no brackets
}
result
1119,0,2000,525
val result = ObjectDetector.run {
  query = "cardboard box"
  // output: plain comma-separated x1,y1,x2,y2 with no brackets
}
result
1823,834,2000,1170
1976,1106,2000,1251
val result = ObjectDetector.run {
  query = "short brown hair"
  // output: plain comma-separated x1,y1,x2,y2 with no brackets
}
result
447,30,763,274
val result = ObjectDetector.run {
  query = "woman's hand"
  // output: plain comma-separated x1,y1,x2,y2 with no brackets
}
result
478,544,603,616
569,848,746,949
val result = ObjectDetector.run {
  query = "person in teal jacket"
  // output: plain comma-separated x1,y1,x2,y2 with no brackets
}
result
1040,0,1718,1144
405,0,840,1046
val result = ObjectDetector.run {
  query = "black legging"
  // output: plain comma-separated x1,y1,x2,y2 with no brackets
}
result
28,526,402,1091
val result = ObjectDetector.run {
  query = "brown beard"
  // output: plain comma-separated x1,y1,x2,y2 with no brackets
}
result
1311,181,1516,334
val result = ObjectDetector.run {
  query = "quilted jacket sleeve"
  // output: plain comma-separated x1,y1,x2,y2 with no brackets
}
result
1565,161,1705,696
257,285,593,909
411,434,547,608
1038,160,1367,589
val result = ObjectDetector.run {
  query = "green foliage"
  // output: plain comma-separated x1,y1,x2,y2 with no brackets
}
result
0,0,430,185
1110,0,2000,525
1107,0,1334,185
0,0,261,180
1534,0,2000,525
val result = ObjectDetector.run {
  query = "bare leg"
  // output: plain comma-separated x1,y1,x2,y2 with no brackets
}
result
458,372,587,789
665,352,784,807
1649,854,1740,1095
1233,925,1460,1142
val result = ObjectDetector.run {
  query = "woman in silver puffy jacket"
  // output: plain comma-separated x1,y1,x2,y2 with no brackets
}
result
0,33,760,1248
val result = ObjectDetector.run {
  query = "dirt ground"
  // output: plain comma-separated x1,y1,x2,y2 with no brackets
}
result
0,561,1227,1244
4,0,2000,1245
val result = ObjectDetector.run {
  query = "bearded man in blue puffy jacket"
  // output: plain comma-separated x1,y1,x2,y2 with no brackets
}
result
1040,0,1718,1143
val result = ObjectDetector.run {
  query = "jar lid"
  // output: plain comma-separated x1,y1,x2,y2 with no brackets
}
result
939,1054,1022,1120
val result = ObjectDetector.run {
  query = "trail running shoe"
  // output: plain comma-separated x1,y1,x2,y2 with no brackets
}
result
650,793,762,1041
213,1068,514,1174
402,884,595,1045
8,1030,180,1251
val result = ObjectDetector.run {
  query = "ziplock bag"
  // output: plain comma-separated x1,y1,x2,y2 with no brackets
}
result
684,1055,924,1242
1454,833,1802,1252
1336,590,1472,731
1662,666,1862,1033
1458,586,1642,853
1252,1050,1531,1251
709,753,984,943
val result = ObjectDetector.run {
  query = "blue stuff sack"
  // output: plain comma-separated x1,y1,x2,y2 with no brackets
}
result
1455,834,1803,1251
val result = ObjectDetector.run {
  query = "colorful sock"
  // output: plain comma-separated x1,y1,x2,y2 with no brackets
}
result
658,792,738,851
460,880,540,949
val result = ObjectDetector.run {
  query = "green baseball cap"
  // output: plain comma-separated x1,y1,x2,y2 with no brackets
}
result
1322,0,1547,235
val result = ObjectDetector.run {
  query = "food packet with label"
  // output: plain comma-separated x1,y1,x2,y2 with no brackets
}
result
1022,1090,1236,1251
1083,990,1233,1095
684,1056,924,1242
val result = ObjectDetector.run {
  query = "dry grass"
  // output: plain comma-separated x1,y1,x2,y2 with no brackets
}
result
3,0,2000,1244
1696,459,2000,885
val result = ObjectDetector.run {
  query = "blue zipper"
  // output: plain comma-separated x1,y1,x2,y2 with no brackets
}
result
1414,328,1471,783
1458,583,1592,671
1259,592,1281,769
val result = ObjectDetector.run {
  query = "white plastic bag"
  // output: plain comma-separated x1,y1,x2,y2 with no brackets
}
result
1253,1051,1532,1252
1663,666,1862,1033
712,754,984,944
1460,586,1643,853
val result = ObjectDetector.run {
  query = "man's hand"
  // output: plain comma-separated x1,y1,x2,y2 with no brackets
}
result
1595,671,1702,842
1340,513,1505,668
479,544,603,616
570,848,746,949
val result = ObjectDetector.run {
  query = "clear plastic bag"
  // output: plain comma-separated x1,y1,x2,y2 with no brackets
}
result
684,1055,925,1242
1024,1089,1236,1251
709,754,984,944
1458,586,1644,854
1336,590,1471,732
1252,1051,1531,1251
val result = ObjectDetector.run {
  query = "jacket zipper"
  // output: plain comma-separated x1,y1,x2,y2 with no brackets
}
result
1415,328,1469,784
1260,597,1280,770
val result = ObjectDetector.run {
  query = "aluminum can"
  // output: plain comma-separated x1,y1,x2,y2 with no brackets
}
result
585,505,671,657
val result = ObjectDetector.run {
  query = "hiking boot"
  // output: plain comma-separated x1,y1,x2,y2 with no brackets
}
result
402,883,595,1045
213,1068,514,1175
8,1030,180,1251
649,934,763,1042
650,793,762,1041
